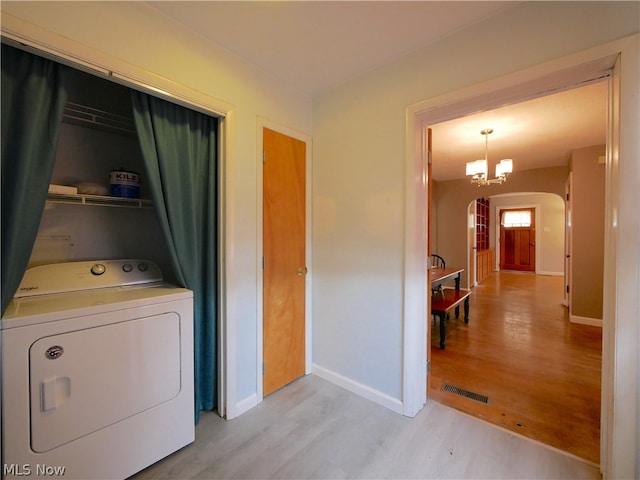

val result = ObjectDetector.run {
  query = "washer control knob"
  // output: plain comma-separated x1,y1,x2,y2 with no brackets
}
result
90,263,106,276
138,262,148,272
122,263,133,273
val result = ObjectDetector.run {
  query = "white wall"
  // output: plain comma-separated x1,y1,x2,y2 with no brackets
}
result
490,193,565,276
312,3,638,476
570,145,606,322
1,1,313,416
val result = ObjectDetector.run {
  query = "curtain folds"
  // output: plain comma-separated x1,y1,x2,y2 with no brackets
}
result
1,44,70,315
131,92,218,421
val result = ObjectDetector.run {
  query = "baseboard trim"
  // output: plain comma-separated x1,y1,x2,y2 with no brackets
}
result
536,271,564,277
229,393,258,419
570,315,603,327
312,364,404,415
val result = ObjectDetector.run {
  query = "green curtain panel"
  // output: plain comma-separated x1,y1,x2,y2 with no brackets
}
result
131,91,218,421
1,44,69,315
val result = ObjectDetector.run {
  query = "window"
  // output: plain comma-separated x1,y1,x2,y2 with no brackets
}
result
501,210,531,227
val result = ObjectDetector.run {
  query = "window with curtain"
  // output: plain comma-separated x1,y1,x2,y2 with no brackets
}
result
501,210,532,227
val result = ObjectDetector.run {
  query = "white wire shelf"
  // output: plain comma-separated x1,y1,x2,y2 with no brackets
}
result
62,102,137,136
46,192,152,208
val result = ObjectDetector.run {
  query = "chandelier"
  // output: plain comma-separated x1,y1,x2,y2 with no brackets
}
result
465,128,513,186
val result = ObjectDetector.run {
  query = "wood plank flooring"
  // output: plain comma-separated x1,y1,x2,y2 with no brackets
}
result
131,374,599,479
429,272,602,465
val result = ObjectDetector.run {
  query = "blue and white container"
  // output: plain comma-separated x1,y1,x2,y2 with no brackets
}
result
110,169,141,199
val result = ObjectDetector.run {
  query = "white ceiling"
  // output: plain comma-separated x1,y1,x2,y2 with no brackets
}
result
430,81,607,181
148,1,607,181
148,1,516,96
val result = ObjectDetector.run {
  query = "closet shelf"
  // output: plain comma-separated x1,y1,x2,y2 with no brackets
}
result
62,102,137,136
47,192,152,209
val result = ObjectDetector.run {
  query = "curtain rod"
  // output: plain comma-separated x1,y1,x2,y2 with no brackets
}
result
1,32,231,119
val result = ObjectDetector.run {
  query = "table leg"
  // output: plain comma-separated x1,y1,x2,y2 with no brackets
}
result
454,272,461,319
464,297,470,324
437,311,447,349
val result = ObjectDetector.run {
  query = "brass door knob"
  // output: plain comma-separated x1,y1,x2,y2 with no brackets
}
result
296,267,308,276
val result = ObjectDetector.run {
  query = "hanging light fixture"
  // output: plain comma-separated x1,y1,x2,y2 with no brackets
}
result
466,128,513,186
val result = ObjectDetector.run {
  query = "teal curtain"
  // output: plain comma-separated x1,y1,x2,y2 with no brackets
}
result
131,92,217,421
1,44,69,315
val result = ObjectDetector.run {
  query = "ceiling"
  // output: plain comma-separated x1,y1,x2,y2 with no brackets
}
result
429,81,607,181
148,1,516,96
148,1,607,181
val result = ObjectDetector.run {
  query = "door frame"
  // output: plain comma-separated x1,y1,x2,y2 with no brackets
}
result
256,118,313,402
404,49,619,416
495,204,540,274
405,34,639,478
564,173,572,308
1,25,237,418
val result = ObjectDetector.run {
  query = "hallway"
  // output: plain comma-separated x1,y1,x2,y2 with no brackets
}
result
429,272,602,464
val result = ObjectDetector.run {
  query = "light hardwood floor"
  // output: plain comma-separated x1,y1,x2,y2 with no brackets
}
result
429,272,602,465
131,374,599,479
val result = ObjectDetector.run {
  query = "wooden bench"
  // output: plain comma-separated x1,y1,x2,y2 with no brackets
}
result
431,287,471,349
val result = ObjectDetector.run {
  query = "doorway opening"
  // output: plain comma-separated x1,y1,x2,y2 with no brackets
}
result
431,191,599,459
422,64,607,463
404,35,638,477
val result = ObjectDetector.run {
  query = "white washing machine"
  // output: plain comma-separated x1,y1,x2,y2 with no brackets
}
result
1,259,194,479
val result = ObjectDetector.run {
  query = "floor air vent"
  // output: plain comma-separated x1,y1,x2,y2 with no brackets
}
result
441,384,489,404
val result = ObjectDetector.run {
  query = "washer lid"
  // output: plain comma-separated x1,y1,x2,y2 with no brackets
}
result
14,259,163,298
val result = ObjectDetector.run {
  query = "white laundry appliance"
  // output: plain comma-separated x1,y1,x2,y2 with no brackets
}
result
1,259,194,480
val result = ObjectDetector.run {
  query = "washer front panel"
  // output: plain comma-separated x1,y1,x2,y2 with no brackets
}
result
2,292,194,480
30,312,181,452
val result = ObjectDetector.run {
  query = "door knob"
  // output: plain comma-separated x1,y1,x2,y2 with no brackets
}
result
296,267,308,276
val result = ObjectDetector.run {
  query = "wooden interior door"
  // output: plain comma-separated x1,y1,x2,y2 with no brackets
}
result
500,208,535,272
263,127,306,396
